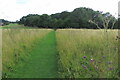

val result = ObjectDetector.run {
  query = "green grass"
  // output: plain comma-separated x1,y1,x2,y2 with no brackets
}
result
8,31,58,78
5,23,19,27
2,28,119,78
2,28,51,78
0,24,34,29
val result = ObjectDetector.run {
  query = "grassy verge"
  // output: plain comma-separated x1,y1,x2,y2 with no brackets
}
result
2,28,51,78
56,29,118,78
7,31,58,78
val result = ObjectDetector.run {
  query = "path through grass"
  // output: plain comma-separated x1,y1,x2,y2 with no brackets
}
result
10,31,58,78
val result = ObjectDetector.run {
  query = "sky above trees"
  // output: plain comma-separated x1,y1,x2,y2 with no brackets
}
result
0,0,119,21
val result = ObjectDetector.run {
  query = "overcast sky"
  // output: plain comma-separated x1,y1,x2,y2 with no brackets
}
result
0,0,119,21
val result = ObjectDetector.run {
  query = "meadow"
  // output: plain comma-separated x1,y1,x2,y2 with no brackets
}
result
1,25,119,78
0,29,2,79
2,28,51,77
56,29,118,78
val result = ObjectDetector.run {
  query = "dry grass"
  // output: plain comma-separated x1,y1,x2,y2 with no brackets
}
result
56,29,118,78
0,29,2,79
2,28,52,77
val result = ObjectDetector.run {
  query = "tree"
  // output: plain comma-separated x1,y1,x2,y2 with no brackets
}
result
18,7,117,29
89,12,117,31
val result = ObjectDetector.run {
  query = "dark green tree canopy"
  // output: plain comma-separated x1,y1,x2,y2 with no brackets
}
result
19,7,118,29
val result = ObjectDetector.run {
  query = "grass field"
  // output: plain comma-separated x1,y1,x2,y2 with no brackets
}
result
0,24,34,29
1,25,119,78
0,29,2,79
2,28,52,77
7,31,58,78
56,29,118,78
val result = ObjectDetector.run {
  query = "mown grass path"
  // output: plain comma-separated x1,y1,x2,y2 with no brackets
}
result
12,31,58,78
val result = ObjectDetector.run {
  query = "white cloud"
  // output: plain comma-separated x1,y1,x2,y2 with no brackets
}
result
0,0,119,21
118,1,120,17
16,0,29,4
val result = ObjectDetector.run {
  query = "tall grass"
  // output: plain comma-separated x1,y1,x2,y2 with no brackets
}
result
2,28,51,77
0,29,2,79
56,29,118,78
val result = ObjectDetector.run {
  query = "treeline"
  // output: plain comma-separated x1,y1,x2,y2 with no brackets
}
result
0,19,18,26
0,19,10,25
19,7,119,29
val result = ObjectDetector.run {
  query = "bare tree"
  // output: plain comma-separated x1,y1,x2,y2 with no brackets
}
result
89,12,117,31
